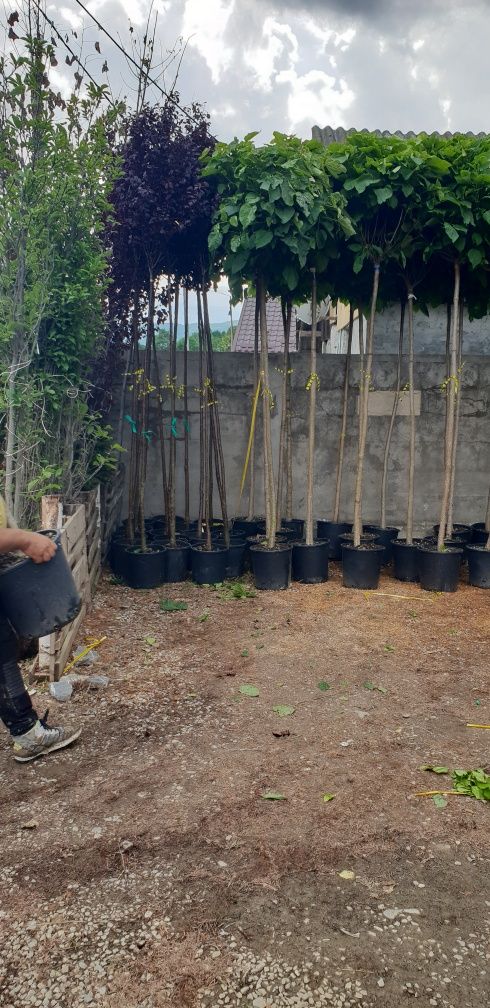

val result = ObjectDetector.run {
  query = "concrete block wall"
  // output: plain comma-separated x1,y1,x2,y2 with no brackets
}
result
115,351,490,536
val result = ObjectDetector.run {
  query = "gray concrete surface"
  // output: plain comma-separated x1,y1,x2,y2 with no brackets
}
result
114,351,490,535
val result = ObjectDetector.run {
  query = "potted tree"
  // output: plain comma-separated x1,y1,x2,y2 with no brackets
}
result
203,133,349,589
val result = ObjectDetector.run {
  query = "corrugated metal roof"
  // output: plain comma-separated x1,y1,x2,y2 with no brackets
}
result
312,125,488,145
232,297,297,353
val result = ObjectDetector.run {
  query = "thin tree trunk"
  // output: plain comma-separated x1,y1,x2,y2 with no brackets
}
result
406,290,416,544
447,300,463,537
197,290,205,540
168,282,179,546
353,266,380,547
127,311,141,544
152,330,170,528
258,278,276,549
333,305,354,523
202,285,229,547
305,272,318,546
380,301,405,529
139,278,155,551
246,299,260,521
358,312,364,370
485,486,490,550
276,299,292,531
444,303,451,471
437,262,460,551
183,288,190,526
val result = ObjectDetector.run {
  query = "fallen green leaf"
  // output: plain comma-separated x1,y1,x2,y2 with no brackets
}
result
161,599,187,612
144,635,157,646
338,869,355,880
419,765,450,774
433,795,448,809
363,681,387,694
318,681,330,691
272,704,295,717
384,644,396,652
261,791,286,801
239,684,259,697
198,613,210,622
323,793,335,802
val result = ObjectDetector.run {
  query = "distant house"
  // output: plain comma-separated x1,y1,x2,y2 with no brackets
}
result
232,297,297,353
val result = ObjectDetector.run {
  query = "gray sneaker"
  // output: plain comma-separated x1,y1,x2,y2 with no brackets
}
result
12,712,81,763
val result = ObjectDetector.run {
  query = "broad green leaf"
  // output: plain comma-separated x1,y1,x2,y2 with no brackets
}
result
424,155,451,174
419,765,450,774
283,264,298,290
261,791,286,801
272,704,295,717
239,202,257,227
323,793,335,802
443,222,460,244
239,684,259,697
253,229,273,249
468,248,484,268
433,795,448,809
374,186,393,204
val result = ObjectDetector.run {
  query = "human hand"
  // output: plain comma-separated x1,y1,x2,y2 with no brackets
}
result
20,532,57,564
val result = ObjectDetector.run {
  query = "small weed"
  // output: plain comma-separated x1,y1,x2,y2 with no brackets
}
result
198,612,210,622
240,649,249,658
161,599,188,612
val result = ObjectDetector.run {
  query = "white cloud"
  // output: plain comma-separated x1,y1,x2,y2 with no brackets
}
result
182,0,235,84
440,97,452,127
413,38,425,51
58,6,83,30
277,68,355,132
244,17,299,91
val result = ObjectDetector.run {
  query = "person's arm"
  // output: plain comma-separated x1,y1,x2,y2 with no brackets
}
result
0,528,57,563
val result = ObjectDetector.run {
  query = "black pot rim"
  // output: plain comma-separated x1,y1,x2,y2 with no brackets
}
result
127,546,165,556
342,543,384,553
365,524,399,534
250,542,292,554
393,538,422,548
340,532,379,543
292,539,328,549
191,544,227,554
418,544,463,555
466,543,490,553
0,529,57,575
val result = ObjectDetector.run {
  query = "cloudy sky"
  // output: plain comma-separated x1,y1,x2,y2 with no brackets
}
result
38,0,490,317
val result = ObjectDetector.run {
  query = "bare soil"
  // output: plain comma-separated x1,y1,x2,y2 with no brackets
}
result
0,565,489,1008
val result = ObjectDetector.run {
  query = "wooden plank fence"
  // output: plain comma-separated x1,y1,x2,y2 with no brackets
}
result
33,468,124,681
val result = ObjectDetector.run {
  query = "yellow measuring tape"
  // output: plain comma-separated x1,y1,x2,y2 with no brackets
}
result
63,636,107,675
240,377,262,498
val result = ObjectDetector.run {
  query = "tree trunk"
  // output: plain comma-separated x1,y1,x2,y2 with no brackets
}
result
437,261,460,551
151,330,170,530
406,290,416,544
183,287,190,526
485,486,490,551
246,299,260,521
258,278,276,549
202,285,229,547
168,282,179,546
276,299,292,531
305,272,318,546
353,265,380,547
380,301,405,529
139,277,155,551
333,305,354,523
447,300,463,537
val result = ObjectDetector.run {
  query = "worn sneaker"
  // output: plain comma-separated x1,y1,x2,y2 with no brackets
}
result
12,712,81,763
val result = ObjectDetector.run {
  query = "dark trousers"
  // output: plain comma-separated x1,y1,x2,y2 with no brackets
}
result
0,611,37,737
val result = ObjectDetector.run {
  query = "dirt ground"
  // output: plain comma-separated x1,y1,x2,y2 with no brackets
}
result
0,564,489,1008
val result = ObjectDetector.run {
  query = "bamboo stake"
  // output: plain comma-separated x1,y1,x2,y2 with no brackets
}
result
353,266,380,547
406,290,416,545
258,278,276,548
437,261,460,551
380,301,405,529
305,271,318,546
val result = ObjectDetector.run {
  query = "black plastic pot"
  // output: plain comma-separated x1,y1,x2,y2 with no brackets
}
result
471,522,489,545
317,520,351,560
232,518,260,538
163,544,190,583
392,539,422,582
466,545,490,588
250,543,292,591
417,545,463,592
292,540,329,584
433,522,472,544
341,543,384,590
0,530,81,638
226,540,247,579
282,518,305,538
110,537,130,579
423,535,466,550
191,545,228,585
125,548,164,589
364,525,399,564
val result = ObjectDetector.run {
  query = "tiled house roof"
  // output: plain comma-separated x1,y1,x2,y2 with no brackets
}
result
232,297,297,353
312,125,488,146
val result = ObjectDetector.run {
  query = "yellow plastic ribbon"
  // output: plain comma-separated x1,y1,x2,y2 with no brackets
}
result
63,636,107,675
240,377,262,498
